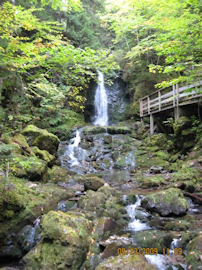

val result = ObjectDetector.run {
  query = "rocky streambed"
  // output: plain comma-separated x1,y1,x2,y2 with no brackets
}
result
0,122,202,270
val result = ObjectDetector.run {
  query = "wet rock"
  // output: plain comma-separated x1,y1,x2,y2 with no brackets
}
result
84,175,105,191
23,211,92,270
95,254,157,270
133,230,173,253
17,224,41,253
22,125,60,155
141,188,189,217
56,200,76,212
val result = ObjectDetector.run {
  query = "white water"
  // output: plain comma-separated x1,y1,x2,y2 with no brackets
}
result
61,129,88,169
126,196,150,231
94,71,108,126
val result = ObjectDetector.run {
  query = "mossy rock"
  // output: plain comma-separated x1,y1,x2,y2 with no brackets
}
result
95,254,157,270
48,165,71,183
137,153,169,169
145,133,169,149
9,156,47,181
133,230,173,253
141,188,189,217
185,233,202,270
78,186,127,224
138,175,167,188
12,134,35,156
0,143,21,158
41,211,92,246
107,126,131,135
163,217,193,231
22,125,60,155
23,211,92,269
32,146,55,166
173,116,191,134
84,175,105,191
92,217,120,241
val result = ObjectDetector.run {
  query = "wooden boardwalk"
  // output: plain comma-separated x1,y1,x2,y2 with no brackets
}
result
139,80,202,134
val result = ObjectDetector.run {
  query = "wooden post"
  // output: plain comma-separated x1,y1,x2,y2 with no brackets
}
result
172,85,175,107
147,96,150,114
158,90,161,111
174,83,180,120
140,99,143,117
150,114,154,135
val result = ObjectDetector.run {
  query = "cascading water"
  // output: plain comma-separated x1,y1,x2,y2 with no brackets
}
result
126,195,150,231
94,71,108,126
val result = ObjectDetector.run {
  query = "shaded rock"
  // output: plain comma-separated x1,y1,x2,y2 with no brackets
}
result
12,134,35,156
93,217,120,241
141,188,189,217
95,254,157,270
133,230,173,253
84,175,105,191
17,224,41,253
22,125,60,155
149,165,167,174
173,116,191,134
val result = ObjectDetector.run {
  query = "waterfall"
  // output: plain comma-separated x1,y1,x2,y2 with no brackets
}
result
94,71,108,126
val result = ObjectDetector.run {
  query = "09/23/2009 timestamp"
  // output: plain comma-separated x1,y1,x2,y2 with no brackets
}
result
117,248,183,256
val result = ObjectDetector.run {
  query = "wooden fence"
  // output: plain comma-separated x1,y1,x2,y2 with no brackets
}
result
140,81,202,117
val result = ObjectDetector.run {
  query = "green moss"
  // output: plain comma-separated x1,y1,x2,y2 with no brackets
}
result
32,146,55,165
22,125,60,155
9,155,47,180
95,254,157,270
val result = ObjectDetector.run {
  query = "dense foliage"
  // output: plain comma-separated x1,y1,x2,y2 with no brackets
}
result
0,1,117,134
105,0,202,101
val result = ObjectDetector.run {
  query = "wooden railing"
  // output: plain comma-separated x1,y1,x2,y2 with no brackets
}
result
140,81,202,117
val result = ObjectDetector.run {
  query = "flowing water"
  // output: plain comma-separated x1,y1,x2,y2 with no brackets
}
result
94,71,108,126
126,196,151,232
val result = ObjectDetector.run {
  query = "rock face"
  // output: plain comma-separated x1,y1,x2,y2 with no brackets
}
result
22,125,60,155
141,188,189,216
23,211,92,270
95,254,157,270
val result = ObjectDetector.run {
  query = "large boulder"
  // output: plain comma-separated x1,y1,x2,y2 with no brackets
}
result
84,175,105,191
22,125,60,155
9,156,47,181
141,188,189,216
95,254,157,270
23,211,92,270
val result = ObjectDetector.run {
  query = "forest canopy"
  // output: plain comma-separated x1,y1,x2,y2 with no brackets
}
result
0,0,201,132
